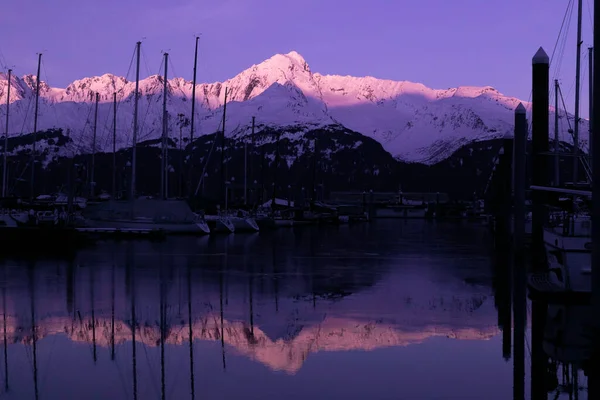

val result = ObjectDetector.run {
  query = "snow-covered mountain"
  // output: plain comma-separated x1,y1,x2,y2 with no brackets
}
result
0,51,586,165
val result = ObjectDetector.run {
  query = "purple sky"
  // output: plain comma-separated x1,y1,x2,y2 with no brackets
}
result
0,0,594,116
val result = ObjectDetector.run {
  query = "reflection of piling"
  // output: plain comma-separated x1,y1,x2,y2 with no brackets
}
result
2,267,8,392
531,47,550,269
111,264,115,361
530,300,548,400
28,264,39,400
90,268,96,363
512,104,528,400
187,264,195,400
368,190,375,220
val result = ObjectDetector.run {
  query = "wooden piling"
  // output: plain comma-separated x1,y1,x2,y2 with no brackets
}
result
512,103,527,400
531,47,550,270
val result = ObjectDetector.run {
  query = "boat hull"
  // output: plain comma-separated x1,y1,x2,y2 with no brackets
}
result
205,216,235,233
543,228,591,292
85,218,210,235
230,217,260,232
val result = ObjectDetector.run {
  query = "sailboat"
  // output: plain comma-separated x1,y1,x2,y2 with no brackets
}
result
82,42,210,235
539,1,593,293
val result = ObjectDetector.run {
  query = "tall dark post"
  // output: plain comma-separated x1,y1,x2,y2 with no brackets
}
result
112,92,117,199
573,0,584,182
130,41,141,203
188,36,200,199
190,36,199,144
512,104,527,400
590,47,594,169
179,117,183,198
531,47,550,269
251,116,255,207
554,80,560,185
220,88,228,208
311,138,318,205
30,53,42,200
244,136,248,205
2,68,11,198
161,53,169,200
90,92,99,198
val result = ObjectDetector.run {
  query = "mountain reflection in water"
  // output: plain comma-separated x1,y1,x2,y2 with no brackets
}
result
0,220,512,400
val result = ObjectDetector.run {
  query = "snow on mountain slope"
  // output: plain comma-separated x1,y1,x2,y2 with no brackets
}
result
0,52,588,164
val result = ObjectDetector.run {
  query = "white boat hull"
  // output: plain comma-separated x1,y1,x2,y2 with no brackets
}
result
543,228,591,292
230,217,260,232
205,216,235,233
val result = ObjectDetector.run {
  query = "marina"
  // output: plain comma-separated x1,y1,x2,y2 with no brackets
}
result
1,0,600,399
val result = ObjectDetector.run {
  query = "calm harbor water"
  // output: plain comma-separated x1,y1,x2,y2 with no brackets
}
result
0,219,578,399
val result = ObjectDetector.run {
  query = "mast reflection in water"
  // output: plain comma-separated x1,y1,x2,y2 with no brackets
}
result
0,220,519,399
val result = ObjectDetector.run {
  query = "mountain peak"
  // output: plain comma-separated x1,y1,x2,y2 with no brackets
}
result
256,51,311,74
284,50,307,63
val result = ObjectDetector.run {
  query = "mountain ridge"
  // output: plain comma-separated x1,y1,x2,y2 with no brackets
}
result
1,51,587,165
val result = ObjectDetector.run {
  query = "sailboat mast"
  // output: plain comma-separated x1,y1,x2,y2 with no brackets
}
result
112,92,117,199
244,137,247,205
589,47,594,170
30,53,42,201
188,37,199,199
91,92,99,198
220,88,228,209
130,41,141,203
190,36,199,144
161,53,169,200
2,69,11,198
555,79,560,185
251,116,255,207
573,0,583,183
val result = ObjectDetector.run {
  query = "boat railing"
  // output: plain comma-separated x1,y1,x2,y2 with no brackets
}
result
547,213,591,237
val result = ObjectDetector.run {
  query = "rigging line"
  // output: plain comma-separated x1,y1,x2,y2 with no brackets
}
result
195,119,223,195
586,0,594,35
524,0,575,137
17,94,34,137
0,47,9,70
112,352,133,397
108,76,135,148
551,0,575,79
559,84,574,132
40,59,60,128
138,60,164,143
140,323,160,396
553,1,575,83
70,101,95,156
106,43,139,149
9,98,93,194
